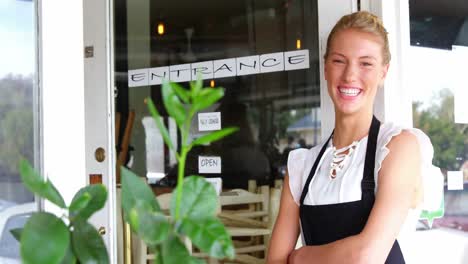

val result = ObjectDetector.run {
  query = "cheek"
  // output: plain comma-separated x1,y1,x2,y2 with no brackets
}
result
325,65,342,81
362,70,382,85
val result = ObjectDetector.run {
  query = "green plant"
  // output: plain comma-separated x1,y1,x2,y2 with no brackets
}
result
121,78,238,263
12,159,109,264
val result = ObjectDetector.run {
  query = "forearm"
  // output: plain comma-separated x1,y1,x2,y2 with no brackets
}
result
267,175,300,264
289,235,369,264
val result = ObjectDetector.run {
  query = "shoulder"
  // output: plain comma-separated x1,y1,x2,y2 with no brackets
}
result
386,130,419,155
375,122,435,181
375,122,434,182
377,122,433,162
287,141,325,170
286,141,327,205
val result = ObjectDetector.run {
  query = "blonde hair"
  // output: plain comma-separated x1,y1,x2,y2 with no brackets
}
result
324,11,391,65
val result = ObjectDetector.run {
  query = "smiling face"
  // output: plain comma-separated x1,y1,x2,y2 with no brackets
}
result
325,28,389,117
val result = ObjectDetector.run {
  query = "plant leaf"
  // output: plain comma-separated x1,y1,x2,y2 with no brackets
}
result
71,219,109,264
60,243,77,264
69,193,91,216
171,82,190,103
19,159,66,208
190,76,203,96
21,212,69,264
146,97,176,152
191,127,238,147
192,87,224,112
128,201,170,246
10,228,22,242
170,176,217,219
162,80,186,127
69,184,107,222
162,235,205,264
121,167,160,222
179,217,235,259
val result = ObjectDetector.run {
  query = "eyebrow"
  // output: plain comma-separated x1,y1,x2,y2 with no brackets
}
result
330,52,378,61
359,56,377,61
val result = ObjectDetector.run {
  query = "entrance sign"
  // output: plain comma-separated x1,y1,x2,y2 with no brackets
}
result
128,49,310,87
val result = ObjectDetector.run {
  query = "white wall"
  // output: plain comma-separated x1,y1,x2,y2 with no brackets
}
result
318,0,358,140
362,0,412,127
40,1,87,210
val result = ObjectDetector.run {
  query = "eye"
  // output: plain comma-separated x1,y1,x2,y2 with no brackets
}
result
332,59,345,64
361,62,373,67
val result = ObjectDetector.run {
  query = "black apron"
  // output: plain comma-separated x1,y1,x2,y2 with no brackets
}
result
299,116,405,263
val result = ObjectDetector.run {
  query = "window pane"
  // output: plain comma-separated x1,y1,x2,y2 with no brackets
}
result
0,0,38,262
116,0,321,187
410,0,468,263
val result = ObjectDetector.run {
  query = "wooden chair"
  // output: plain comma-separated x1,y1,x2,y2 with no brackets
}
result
133,192,194,264
218,183,271,264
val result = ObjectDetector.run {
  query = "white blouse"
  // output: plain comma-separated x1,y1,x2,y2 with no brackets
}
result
287,122,434,263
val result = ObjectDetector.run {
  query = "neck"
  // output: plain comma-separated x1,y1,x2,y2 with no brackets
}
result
333,111,373,149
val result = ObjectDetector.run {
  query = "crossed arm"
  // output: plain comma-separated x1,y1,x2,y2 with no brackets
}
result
267,131,422,264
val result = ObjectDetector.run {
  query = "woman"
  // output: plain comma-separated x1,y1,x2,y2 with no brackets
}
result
267,11,433,264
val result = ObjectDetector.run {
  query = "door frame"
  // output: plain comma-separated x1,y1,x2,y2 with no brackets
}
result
83,0,117,262
39,0,117,262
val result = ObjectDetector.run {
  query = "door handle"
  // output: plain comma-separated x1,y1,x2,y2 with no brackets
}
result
98,226,106,236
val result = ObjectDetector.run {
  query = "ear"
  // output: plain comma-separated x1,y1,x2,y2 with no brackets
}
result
381,63,390,80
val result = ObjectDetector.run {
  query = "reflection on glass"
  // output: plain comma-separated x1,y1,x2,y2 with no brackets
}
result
0,0,37,262
118,0,321,188
410,2,468,262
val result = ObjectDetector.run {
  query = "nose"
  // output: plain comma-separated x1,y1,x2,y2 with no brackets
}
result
343,63,358,83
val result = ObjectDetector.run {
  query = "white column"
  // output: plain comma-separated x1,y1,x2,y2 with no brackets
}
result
318,0,358,140
361,0,412,127
39,0,86,217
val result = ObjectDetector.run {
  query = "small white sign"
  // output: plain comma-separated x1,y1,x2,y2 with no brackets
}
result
236,55,260,76
205,177,222,195
447,171,464,190
199,156,221,174
149,66,169,85
128,69,149,87
169,64,191,82
198,112,221,131
191,61,214,80
213,59,236,78
260,52,284,73
284,49,310,70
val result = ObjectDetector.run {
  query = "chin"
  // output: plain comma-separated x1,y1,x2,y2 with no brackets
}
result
335,104,365,117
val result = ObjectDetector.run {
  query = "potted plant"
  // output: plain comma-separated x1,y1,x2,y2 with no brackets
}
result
13,159,109,264
12,77,236,264
120,77,237,263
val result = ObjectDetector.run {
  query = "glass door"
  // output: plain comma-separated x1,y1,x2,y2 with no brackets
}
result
114,0,355,262
118,1,323,188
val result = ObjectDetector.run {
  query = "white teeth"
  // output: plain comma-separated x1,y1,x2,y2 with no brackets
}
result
339,87,360,96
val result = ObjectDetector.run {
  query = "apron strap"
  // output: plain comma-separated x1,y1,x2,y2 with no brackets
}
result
299,132,333,205
361,116,381,196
